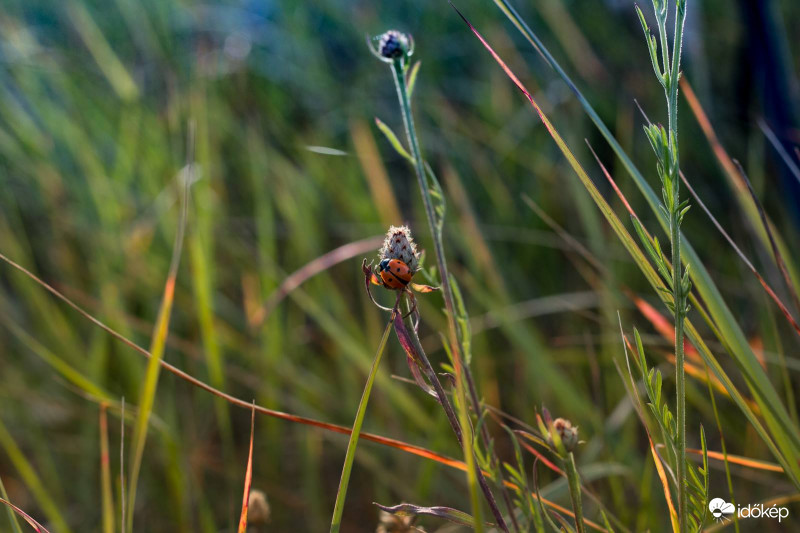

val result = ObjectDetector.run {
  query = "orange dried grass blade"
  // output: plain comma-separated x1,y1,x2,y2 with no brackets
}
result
649,437,680,533
686,447,783,473
0,499,51,533
237,403,256,533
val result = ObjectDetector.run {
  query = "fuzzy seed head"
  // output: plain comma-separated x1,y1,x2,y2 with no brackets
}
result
247,489,270,525
553,418,579,452
379,225,419,271
377,30,410,60
376,510,425,533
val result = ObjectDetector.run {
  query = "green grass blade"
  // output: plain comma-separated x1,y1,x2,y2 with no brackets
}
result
0,475,24,533
0,419,72,533
329,317,393,533
65,0,138,101
125,133,192,533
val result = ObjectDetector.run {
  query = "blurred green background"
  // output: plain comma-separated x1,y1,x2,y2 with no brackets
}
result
1,0,799,531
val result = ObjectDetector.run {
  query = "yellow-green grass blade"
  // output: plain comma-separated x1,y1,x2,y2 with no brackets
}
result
0,474,24,533
329,317,393,533
99,405,115,533
65,0,138,101
0,418,72,533
1,315,112,402
125,138,192,532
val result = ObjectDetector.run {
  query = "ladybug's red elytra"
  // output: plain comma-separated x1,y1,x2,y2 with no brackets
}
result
378,258,413,289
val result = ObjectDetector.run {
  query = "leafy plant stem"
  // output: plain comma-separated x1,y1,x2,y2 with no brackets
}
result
390,58,508,532
329,314,394,533
672,205,688,533
665,3,688,531
565,452,586,533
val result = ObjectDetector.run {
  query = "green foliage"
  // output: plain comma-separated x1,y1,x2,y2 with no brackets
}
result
0,0,798,531
632,329,708,531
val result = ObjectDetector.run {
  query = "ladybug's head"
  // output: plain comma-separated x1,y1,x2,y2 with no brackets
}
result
378,258,391,272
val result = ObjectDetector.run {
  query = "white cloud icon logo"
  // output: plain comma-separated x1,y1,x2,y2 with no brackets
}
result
709,498,735,521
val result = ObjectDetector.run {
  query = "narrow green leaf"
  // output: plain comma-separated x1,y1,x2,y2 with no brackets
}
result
126,138,193,532
329,317,393,533
374,117,414,163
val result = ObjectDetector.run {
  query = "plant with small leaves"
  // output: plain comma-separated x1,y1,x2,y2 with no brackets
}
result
634,2,693,530
630,329,709,531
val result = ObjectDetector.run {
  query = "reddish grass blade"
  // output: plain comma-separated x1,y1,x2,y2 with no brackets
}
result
248,235,384,326
681,79,800,321
734,160,800,323
680,168,800,339
0,499,51,533
237,403,256,533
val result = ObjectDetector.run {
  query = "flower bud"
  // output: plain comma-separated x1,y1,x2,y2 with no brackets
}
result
379,225,419,272
553,418,579,452
376,30,410,60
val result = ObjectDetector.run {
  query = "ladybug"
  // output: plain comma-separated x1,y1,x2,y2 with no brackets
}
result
378,258,413,290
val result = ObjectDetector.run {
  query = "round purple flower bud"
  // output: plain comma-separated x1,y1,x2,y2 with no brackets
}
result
377,30,410,60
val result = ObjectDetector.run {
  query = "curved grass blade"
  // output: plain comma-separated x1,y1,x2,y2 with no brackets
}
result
374,117,414,164
250,235,383,326
0,476,23,533
0,498,51,533
0,419,71,533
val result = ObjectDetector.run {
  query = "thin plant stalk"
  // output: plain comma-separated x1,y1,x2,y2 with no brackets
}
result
329,314,394,533
390,55,509,533
565,452,586,533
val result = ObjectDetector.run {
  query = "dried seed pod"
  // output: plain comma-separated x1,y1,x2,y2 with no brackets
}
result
379,225,419,272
